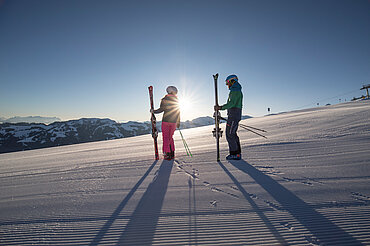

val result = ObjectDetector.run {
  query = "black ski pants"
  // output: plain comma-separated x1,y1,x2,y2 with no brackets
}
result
226,108,242,155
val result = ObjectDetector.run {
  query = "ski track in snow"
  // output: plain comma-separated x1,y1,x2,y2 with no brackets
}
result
0,101,370,245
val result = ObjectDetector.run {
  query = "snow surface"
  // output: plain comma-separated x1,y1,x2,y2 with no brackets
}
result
0,101,369,245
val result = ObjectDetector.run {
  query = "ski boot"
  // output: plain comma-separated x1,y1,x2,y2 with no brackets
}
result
170,151,175,159
164,152,173,160
226,154,242,160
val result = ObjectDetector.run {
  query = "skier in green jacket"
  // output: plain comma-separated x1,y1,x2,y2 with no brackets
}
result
214,74,243,160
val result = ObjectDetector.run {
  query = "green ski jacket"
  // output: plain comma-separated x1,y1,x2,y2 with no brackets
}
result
221,82,243,110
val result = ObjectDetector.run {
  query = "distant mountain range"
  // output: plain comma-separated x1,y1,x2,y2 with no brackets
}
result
0,115,252,154
0,116,61,124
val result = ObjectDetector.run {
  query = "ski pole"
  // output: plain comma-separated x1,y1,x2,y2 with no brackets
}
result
178,129,187,154
181,130,192,157
219,116,267,136
179,129,192,157
239,124,267,139
179,130,190,156
239,123,267,133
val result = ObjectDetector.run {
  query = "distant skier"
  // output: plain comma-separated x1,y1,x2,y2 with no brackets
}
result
151,86,180,160
214,75,243,160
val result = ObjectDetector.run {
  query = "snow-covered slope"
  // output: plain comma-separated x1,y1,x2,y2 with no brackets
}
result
0,101,369,245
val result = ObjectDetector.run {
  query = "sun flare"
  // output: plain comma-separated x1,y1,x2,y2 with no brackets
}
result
178,97,191,112
177,88,199,121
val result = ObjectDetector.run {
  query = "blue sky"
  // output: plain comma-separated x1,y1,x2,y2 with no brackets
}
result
0,0,369,122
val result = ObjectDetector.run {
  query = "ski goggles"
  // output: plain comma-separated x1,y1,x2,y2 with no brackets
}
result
226,76,238,85
226,79,236,86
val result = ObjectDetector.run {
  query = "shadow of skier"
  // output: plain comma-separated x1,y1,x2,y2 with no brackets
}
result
117,160,173,245
228,159,363,245
89,160,158,246
217,161,288,245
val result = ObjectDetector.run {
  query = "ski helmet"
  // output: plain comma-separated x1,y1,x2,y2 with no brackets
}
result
166,86,178,94
226,74,238,87
226,74,238,83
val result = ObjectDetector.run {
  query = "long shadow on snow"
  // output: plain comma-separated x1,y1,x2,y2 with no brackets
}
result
217,161,288,245
188,172,198,245
228,159,363,245
117,160,173,245
89,160,158,246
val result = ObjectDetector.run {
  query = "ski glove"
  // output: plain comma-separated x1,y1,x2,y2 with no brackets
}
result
214,105,222,111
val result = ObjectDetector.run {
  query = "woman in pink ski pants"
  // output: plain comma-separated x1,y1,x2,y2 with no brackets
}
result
152,86,180,160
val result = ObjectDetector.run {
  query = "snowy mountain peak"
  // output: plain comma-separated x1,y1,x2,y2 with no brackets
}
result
0,116,61,124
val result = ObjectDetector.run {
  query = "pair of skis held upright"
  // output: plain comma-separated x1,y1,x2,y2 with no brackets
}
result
148,75,267,161
148,86,192,161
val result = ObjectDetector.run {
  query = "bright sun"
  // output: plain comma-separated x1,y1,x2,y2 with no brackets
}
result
177,89,198,121
179,97,191,111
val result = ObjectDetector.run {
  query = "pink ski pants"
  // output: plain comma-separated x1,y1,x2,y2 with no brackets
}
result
161,122,177,153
